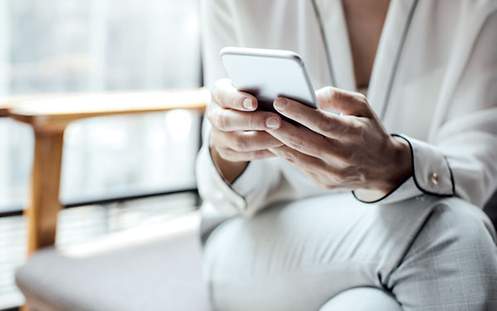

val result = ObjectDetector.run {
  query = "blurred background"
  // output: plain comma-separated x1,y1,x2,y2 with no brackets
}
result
0,0,201,308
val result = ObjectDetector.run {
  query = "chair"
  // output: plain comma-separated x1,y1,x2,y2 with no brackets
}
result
4,90,210,311
5,90,497,310
16,212,210,311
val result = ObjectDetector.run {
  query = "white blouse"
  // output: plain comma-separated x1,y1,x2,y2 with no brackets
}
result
196,0,497,220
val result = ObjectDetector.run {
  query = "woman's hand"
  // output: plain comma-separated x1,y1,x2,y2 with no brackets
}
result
207,79,283,183
267,87,412,199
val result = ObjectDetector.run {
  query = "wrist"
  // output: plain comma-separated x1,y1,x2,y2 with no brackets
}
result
210,146,248,184
354,135,413,202
379,136,412,194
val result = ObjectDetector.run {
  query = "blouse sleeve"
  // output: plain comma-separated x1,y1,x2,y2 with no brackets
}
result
196,0,283,216
354,8,497,207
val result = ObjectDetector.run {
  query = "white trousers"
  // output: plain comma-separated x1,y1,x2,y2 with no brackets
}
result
203,194,497,311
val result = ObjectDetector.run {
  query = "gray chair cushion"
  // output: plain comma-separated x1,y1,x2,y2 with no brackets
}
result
16,213,210,311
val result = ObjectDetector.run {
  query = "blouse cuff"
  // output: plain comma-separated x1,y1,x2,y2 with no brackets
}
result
352,134,455,204
196,145,247,213
197,143,275,216
396,134,455,196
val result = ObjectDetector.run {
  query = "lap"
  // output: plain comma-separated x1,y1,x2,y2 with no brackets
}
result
203,194,497,311
388,197,497,310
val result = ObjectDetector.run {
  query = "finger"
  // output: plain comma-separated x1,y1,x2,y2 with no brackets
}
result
217,147,274,162
267,120,349,160
269,145,326,171
316,87,372,117
207,104,281,131
211,128,283,152
273,97,362,139
212,78,257,111
269,145,347,189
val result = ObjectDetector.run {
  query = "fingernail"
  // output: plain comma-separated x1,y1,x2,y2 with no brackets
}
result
273,98,287,110
242,97,255,110
265,116,280,129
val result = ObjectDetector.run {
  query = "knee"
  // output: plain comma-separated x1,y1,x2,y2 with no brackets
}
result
433,197,496,245
390,199,497,310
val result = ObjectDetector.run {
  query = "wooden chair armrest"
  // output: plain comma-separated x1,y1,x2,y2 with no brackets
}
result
6,89,209,131
0,104,8,117
1,93,100,118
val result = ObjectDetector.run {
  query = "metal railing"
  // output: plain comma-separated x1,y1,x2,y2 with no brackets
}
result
0,187,200,218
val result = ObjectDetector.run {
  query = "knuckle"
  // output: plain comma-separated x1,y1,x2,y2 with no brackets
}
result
355,93,368,104
220,148,242,162
249,114,266,130
317,117,333,133
329,88,345,102
213,79,237,108
207,106,228,130
347,120,365,136
353,94,371,116
232,135,248,151
216,148,231,160
216,112,229,130
287,136,305,151
356,123,369,142
247,115,256,130
321,86,334,99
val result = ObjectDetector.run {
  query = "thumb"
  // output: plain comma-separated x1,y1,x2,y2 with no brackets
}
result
316,87,372,117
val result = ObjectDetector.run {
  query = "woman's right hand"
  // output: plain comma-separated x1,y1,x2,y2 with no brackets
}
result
207,79,283,183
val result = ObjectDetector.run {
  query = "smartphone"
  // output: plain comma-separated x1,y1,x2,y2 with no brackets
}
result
220,47,317,112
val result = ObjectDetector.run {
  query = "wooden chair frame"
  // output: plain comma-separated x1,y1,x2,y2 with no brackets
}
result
2,89,208,256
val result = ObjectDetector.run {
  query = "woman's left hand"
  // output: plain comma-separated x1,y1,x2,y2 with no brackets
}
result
267,87,412,199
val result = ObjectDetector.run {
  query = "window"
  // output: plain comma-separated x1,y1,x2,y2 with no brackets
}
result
0,0,201,209
0,0,201,308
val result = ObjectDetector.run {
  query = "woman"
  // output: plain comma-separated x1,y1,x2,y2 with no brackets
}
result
196,0,497,310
